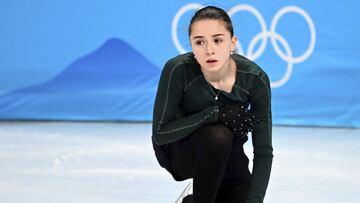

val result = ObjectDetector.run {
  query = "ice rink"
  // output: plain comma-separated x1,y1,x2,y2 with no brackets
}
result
0,122,359,203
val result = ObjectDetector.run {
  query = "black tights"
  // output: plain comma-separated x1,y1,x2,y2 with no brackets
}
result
162,124,251,203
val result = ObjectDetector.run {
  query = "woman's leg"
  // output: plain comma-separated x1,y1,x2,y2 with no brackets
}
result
215,181,250,203
215,136,251,203
167,124,234,203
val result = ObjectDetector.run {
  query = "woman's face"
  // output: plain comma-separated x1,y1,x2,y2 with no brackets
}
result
190,19,237,74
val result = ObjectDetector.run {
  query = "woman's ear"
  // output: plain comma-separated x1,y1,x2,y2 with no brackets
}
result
231,36,237,52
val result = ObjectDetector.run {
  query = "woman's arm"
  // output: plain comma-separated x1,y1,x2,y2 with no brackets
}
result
152,60,219,145
246,71,273,203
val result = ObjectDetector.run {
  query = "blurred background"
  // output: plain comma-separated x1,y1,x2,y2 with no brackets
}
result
0,0,359,202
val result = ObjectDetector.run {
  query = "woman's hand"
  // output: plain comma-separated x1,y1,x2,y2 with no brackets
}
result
219,104,259,136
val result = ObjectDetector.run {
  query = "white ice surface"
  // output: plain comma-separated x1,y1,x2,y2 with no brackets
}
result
0,122,359,203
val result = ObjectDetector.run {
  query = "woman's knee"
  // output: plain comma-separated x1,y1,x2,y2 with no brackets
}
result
200,124,234,155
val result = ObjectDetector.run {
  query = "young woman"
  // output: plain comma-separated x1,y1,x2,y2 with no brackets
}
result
152,6,273,203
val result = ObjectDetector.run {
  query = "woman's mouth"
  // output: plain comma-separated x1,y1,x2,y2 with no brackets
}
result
206,59,218,64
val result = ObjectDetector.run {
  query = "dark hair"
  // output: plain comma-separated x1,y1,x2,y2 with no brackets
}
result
188,6,234,37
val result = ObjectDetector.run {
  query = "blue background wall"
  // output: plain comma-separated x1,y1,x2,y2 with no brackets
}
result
0,0,359,127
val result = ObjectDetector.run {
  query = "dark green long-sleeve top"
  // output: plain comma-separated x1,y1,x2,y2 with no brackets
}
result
152,52,273,203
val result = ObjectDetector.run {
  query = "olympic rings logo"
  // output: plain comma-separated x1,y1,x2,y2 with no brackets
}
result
172,3,316,88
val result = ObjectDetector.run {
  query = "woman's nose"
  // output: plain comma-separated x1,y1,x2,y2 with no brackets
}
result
206,43,215,55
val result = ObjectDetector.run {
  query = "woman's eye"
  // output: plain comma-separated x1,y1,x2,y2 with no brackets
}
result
195,40,204,45
214,38,223,43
